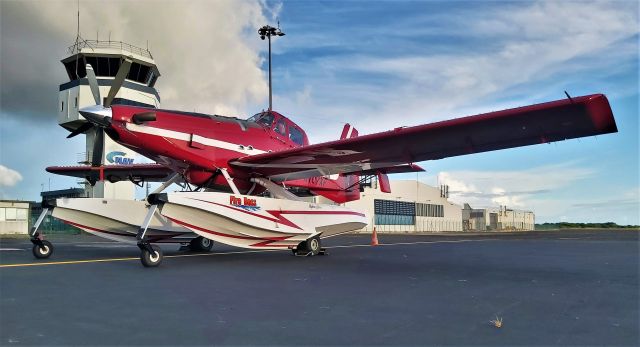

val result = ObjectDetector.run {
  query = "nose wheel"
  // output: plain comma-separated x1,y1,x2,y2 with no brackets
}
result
32,239,53,259
139,244,163,267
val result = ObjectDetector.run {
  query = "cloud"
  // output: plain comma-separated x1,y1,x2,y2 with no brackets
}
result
275,1,638,142
0,165,23,187
0,0,272,120
436,161,595,208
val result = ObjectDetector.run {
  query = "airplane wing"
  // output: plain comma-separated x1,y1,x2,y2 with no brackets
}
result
230,94,617,181
46,163,174,183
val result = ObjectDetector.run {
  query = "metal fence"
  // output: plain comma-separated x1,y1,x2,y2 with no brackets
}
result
30,214,81,234
68,40,153,59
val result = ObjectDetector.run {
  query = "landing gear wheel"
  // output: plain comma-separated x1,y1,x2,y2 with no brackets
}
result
140,245,163,267
189,236,213,252
32,240,53,259
308,236,321,256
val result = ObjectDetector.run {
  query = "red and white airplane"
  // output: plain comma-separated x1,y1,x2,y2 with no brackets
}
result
32,59,618,267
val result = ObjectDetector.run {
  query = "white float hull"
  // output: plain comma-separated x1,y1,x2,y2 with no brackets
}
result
52,198,194,244
158,192,368,249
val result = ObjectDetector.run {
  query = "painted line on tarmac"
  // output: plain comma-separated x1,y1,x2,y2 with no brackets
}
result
0,248,25,251
0,239,499,268
0,249,284,268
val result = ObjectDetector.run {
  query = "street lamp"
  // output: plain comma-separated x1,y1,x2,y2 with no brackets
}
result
258,24,285,111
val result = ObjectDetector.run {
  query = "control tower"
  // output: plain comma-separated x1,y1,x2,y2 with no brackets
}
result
58,40,161,199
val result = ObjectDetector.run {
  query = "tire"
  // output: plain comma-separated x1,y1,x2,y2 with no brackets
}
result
140,245,163,267
189,236,213,252
32,240,53,259
307,236,321,256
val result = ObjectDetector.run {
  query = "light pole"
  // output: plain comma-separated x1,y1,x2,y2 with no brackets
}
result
258,24,285,111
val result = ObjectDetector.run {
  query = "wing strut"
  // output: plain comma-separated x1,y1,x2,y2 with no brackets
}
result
219,168,240,195
251,177,303,201
151,173,182,195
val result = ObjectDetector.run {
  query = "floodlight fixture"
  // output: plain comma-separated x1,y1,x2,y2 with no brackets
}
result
258,24,285,111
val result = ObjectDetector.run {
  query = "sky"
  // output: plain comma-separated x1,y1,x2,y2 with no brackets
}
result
0,0,638,224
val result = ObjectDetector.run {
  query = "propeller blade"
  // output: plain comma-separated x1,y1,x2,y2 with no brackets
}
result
132,112,157,124
85,64,101,105
104,58,132,107
91,129,105,167
79,106,112,128
66,122,94,138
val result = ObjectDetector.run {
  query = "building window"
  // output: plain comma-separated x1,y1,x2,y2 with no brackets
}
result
60,101,64,112
5,208,16,220
416,202,444,217
375,199,415,216
16,208,27,221
375,214,414,225
374,199,416,225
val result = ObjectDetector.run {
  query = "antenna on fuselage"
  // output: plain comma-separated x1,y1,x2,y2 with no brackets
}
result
258,22,285,111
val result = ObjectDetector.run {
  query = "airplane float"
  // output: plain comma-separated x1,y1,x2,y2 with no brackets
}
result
30,41,618,267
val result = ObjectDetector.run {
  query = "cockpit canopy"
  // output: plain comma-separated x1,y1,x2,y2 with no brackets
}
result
247,111,309,146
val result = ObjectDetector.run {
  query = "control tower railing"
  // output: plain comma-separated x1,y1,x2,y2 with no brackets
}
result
67,39,153,60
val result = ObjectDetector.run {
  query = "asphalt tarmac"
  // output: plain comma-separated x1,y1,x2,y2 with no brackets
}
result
1,230,638,346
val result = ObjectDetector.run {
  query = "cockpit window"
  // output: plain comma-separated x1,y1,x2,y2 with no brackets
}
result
247,112,275,128
274,119,287,136
289,126,304,145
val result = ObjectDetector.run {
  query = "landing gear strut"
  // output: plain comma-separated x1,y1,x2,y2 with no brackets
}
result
137,205,163,267
30,207,53,259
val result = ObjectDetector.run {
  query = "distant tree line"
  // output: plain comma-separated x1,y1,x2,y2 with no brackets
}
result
536,222,639,230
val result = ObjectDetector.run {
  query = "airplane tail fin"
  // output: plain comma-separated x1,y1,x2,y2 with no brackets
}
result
311,124,361,204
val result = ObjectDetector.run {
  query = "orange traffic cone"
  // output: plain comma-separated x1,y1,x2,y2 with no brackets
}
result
371,227,379,246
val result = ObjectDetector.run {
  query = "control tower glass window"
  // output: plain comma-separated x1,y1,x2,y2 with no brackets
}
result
85,57,119,77
128,63,140,82
108,58,121,76
63,59,87,80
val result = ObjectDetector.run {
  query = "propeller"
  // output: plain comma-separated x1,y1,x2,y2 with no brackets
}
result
68,58,133,168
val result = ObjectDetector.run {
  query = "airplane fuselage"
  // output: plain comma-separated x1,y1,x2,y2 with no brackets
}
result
108,105,312,192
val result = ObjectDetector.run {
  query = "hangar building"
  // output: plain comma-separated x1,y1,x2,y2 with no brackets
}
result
344,180,463,233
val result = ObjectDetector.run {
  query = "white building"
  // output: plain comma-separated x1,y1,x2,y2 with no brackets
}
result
0,201,32,235
462,204,535,231
344,180,463,233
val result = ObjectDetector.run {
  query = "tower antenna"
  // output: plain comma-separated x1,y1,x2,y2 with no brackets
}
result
74,0,80,78
73,0,94,79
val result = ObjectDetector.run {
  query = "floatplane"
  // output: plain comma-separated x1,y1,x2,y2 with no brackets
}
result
31,36,618,267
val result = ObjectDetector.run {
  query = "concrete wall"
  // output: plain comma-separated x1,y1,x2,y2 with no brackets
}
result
0,201,32,235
